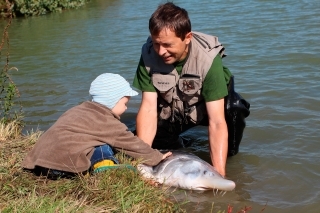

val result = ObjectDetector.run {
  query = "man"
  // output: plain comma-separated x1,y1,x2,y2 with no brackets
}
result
133,2,249,177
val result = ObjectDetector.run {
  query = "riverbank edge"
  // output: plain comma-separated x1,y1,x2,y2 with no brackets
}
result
0,121,187,212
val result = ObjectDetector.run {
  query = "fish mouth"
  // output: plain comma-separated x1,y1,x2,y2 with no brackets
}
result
191,186,212,191
212,180,236,191
198,179,236,191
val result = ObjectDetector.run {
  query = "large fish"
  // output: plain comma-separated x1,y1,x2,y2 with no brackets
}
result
138,151,236,191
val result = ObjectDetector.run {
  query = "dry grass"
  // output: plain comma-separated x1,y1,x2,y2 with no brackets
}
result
0,121,256,213
0,119,24,142
0,121,187,213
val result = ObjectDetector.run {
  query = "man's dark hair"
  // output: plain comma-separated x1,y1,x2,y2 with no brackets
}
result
149,2,191,40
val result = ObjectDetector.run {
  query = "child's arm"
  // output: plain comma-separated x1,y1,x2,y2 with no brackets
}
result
162,151,172,160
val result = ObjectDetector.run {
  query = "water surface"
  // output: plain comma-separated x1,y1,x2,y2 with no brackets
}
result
2,0,320,212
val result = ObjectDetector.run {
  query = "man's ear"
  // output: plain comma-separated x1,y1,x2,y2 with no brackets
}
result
185,32,192,44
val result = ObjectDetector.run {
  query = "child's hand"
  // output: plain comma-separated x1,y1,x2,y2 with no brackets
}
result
162,151,172,160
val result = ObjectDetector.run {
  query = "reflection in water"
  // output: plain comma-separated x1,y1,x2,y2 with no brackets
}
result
171,189,243,212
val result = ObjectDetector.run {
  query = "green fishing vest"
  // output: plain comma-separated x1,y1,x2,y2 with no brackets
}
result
141,32,225,124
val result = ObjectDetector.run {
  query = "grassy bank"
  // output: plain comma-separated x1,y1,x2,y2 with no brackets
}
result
0,121,187,212
0,121,257,213
0,120,260,213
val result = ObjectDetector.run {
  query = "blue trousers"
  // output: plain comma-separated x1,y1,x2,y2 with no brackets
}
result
90,144,119,165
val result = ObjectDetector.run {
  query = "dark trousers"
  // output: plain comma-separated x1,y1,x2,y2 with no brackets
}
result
151,117,206,150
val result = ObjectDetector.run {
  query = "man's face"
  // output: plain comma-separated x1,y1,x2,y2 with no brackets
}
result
151,28,192,64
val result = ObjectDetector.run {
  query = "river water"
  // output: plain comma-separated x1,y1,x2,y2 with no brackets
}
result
2,0,320,212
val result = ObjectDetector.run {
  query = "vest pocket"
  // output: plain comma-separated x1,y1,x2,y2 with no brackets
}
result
178,76,202,95
152,73,176,92
159,104,172,120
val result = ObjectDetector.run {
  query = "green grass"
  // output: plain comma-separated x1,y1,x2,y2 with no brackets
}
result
0,121,187,213
0,121,257,213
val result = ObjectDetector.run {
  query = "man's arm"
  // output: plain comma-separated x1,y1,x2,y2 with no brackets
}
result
133,55,158,146
136,91,158,146
206,98,228,177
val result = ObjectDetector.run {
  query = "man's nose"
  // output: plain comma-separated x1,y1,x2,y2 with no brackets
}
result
158,45,167,56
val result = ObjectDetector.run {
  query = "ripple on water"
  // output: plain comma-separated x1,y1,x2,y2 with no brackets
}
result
3,0,320,212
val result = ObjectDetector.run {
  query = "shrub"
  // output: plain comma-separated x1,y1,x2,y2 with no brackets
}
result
0,0,90,17
0,0,23,127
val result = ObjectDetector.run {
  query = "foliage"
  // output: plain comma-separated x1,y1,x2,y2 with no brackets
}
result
0,0,23,128
0,0,90,17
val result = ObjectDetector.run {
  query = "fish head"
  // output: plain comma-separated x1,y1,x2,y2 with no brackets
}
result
178,159,236,191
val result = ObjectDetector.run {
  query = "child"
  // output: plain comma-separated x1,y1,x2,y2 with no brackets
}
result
22,73,171,178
